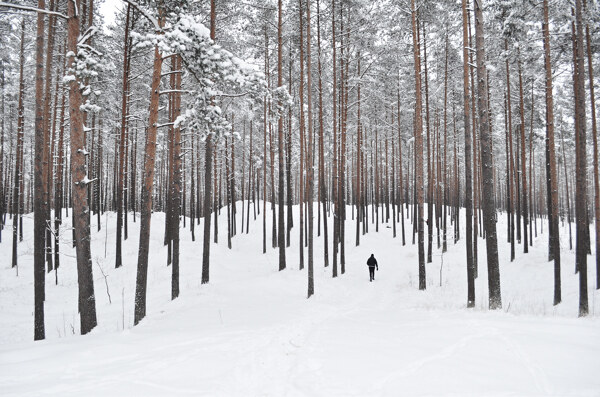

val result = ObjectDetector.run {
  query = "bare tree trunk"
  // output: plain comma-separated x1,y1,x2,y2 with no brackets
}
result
356,54,361,246
316,0,328,266
12,20,25,271
286,48,293,245
306,0,315,295
542,0,561,305
297,0,306,269
68,0,97,334
467,10,479,276
505,40,516,261
442,35,448,253
518,54,529,253
474,0,501,309
262,25,267,255
583,0,599,290
134,3,164,324
170,55,182,299
43,0,56,273
277,0,286,270
33,0,47,341
331,0,338,278
411,0,426,290
422,22,433,264
462,0,474,306
339,7,348,273
54,61,66,272
0,60,4,243
248,121,253,233
573,0,588,316
398,88,406,246
190,120,196,241
116,5,131,269
202,0,216,283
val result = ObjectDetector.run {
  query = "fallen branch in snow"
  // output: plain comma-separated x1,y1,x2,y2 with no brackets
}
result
96,259,112,304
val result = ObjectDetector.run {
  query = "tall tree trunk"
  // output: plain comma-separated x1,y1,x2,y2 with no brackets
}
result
68,0,97,334
473,0,501,309
573,0,588,316
339,5,348,273
248,120,253,233
134,3,164,325
12,20,25,272
583,0,599,290
423,22,433,264
116,5,131,269
190,120,196,241
170,55,182,299
262,25,267,255
202,0,216,284
43,0,56,273
298,0,306,270
306,0,315,296
331,0,338,278
277,0,286,270
411,0,426,290
33,0,47,341
356,54,361,246
542,0,561,304
442,35,448,253
398,88,406,246
0,59,4,242
286,46,293,245
316,0,328,266
462,0,474,306
467,10,479,276
54,61,66,273
518,54,529,253
505,41,516,261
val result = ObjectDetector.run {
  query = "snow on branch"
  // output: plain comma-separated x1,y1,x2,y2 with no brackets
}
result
121,0,160,31
0,1,68,19
78,27,98,47
135,14,267,139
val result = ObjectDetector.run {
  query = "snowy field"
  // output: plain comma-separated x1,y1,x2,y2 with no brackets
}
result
1,203,599,396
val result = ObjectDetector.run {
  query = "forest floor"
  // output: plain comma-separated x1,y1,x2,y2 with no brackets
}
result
1,203,599,396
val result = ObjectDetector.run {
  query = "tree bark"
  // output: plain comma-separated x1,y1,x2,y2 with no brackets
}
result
202,0,216,284
573,0,588,316
68,0,97,334
473,0,501,309
277,0,286,270
411,0,426,290
542,0,561,304
462,0,474,306
583,0,599,290
170,55,182,299
12,20,25,272
33,0,47,340
316,0,328,266
134,3,164,325
518,54,529,253
116,4,131,269
331,0,338,278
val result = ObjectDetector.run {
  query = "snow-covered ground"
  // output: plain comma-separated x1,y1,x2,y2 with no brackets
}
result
1,203,599,396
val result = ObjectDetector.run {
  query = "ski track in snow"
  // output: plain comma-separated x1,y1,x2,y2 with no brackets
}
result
1,204,600,396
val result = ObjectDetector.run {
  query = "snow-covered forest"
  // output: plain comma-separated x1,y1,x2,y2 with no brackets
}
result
0,0,599,394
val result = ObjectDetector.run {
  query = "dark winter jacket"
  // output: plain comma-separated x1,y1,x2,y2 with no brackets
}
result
367,255,378,269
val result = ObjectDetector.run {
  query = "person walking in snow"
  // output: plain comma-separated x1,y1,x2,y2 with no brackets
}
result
367,254,378,282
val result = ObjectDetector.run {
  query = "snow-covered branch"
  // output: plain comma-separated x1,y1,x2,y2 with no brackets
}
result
0,1,68,19
121,0,160,31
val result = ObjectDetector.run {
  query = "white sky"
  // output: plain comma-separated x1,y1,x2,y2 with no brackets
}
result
98,0,121,29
